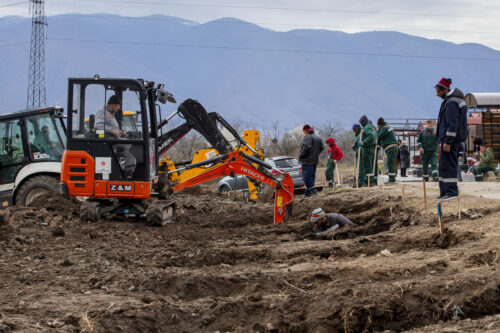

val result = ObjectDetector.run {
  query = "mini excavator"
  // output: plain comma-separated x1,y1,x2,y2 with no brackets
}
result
60,77,294,225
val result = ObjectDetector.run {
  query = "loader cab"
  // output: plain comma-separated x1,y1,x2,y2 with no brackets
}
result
0,106,66,207
62,77,166,199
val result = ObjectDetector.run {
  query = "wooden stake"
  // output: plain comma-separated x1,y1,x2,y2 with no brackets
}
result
402,183,405,201
458,189,461,219
355,131,364,189
335,163,342,186
437,202,444,236
370,145,379,188
422,178,427,211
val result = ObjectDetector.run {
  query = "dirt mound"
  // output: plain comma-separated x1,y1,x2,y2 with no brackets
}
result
30,192,81,213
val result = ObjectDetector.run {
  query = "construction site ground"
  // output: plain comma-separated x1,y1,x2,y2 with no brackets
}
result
1,176,499,332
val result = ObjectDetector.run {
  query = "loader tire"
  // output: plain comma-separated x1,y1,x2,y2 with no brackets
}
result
15,175,59,207
80,201,100,222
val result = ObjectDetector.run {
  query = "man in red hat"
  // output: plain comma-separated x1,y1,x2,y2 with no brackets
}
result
435,77,468,200
299,124,324,196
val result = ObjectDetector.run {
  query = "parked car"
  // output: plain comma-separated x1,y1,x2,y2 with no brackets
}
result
217,156,304,193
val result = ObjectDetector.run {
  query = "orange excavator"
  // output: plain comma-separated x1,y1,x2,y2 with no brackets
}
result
60,76,294,225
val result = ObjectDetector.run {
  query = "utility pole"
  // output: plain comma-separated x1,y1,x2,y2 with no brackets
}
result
27,0,48,109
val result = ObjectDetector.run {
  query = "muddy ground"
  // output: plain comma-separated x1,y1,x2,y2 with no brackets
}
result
0,183,499,332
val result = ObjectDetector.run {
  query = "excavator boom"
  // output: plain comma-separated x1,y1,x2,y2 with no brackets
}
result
166,151,294,224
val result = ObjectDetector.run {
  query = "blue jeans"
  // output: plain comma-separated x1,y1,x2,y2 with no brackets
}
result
301,164,317,196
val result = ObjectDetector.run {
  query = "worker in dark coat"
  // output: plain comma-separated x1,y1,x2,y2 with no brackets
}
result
310,208,353,233
399,141,410,177
435,77,468,200
357,115,377,186
325,137,343,188
376,117,398,183
417,120,438,181
471,136,483,153
299,124,324,197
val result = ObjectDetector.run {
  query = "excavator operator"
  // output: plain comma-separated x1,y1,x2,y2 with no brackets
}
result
95,95,136,177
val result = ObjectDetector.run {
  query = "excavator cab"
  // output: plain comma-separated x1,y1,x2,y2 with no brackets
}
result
61,77,173,219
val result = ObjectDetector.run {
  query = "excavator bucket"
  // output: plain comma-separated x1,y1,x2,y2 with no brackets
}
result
274,173,294,224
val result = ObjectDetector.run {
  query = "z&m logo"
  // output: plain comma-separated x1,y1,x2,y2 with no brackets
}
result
109,184,133,192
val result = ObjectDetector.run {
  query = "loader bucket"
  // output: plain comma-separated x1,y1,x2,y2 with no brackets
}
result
274,173,294,224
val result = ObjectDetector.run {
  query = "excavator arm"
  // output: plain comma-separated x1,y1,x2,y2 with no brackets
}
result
165,151,294,224
157,99,234,156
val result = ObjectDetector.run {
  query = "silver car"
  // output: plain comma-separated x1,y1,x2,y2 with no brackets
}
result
217,156,304,193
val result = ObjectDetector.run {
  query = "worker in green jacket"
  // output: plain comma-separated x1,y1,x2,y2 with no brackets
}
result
357,115,377,187
472,144,496,181
352,123,362,187
417,120,438,182
376,117,398,183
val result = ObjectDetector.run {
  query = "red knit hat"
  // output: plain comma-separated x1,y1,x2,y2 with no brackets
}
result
435,77,452,90
303,124,313,132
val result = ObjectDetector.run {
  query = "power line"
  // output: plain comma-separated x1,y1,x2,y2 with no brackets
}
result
73,0,497,19
0,41,29,48
48,37,500,62
0,1,28,8
52,14,495,35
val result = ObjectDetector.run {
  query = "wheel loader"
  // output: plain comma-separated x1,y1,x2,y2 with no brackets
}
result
0,106,66,208
60,76,294,225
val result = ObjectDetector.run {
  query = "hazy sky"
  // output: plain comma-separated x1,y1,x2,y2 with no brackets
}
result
2,0,500,50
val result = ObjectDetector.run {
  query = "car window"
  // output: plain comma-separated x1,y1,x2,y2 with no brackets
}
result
274,158,297,168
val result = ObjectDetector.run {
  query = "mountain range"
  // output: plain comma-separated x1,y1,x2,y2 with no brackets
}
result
1,14,500,128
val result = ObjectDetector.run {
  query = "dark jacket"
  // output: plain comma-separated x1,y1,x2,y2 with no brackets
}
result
436,88,467,145
399,144,410,169
473,137,483,153
299,132,324,165
313,213,353,233
417,128,437,152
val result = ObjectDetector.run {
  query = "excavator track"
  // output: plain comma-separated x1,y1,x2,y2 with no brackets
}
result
145,201,176,226
80,201,100,222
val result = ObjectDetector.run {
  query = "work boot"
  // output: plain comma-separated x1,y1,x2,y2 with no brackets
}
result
328,181,334,188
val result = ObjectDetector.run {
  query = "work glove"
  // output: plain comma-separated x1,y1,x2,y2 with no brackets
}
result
358,141,363,147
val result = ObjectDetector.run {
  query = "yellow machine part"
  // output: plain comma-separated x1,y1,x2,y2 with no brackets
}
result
178,148,220,182
238,130,263,159
237,130,262,200
159,148,220,184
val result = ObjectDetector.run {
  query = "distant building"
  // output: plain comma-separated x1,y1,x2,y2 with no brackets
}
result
465,93,500,161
